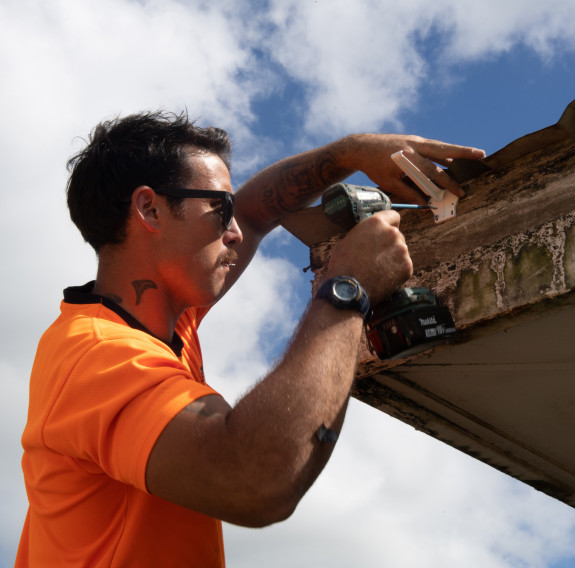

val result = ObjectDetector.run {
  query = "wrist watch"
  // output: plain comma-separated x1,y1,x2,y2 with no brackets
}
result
315,276,371,321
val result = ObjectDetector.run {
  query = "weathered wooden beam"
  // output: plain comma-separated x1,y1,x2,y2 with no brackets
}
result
281,101,575,507
303,135,575,372
311,136,575,317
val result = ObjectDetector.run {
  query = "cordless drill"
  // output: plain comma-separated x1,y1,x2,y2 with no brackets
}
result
321,183,457,360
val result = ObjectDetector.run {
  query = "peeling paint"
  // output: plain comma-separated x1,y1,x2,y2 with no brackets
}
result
456,262,499,321
407,212,575,327
564,223,575,288
504,244,554,305
491,248,508,309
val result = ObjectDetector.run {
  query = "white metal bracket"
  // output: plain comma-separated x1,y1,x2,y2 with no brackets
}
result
391,150,458,223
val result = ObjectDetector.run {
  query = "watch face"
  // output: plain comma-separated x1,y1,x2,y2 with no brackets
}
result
333,279,358,301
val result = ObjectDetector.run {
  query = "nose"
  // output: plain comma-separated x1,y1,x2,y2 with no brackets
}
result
223,215,243,245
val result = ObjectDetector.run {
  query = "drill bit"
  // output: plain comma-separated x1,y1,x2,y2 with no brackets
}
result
391,204,437,210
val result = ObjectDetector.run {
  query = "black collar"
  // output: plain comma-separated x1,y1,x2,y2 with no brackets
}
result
63,281,184,357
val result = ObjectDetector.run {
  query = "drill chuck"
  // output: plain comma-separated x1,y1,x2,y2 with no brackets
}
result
321,183,392,231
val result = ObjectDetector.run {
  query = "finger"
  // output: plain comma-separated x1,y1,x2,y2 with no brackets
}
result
418,140,486,160
375,208,402,228
430,156,452,168
432,166,466,197
408,156,466,198
424,161,466,197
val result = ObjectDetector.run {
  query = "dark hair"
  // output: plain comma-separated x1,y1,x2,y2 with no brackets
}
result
66,110,232,252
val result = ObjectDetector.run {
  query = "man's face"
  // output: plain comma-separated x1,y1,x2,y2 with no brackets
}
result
154,151,242,310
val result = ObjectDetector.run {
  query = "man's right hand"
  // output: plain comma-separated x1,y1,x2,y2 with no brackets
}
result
325,209,413,305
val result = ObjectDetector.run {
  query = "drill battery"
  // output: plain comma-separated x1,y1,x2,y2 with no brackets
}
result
365,287,456,360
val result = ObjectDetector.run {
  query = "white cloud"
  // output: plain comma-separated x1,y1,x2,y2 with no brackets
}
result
200,250,307,401
0,365,31,566
434,0,575,61
264,0,427,136
0,0,268,365
259,0,575,137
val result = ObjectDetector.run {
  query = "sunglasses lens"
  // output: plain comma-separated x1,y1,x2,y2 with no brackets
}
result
224,195,234,229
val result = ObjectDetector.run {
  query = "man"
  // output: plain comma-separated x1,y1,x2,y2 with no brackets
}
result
17,111,484,566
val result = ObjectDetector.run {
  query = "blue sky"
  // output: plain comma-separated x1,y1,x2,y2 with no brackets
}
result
1,1,575,566
401,45,575,152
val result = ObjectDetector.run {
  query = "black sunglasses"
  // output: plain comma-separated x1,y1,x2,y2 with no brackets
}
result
154,187,235,230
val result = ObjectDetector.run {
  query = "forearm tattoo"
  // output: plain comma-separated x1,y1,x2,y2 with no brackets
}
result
262,151,346,217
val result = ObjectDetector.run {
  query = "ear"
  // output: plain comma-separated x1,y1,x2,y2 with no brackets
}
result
132,186,161,233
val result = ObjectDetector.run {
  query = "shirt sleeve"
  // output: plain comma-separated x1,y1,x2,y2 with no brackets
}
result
43,333,218,492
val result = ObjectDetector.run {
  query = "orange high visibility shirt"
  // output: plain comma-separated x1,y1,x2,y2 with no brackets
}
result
17,283,225,567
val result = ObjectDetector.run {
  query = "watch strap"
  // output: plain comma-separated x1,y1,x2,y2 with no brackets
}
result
315,276,371,321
